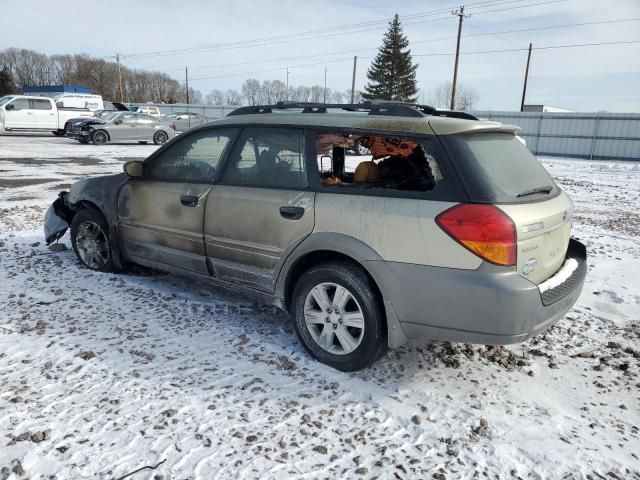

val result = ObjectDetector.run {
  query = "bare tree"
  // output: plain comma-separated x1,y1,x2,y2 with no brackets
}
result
206,89,225,105
225,89,242,105
241,78,261,105
425,81,479,110
0,47,183,103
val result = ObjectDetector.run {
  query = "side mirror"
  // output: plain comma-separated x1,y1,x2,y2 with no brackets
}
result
5,104,14,111
123,161,143,177
114,119,122,125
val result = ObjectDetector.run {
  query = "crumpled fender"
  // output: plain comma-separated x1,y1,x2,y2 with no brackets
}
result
43,174,128,245
44,192,73,245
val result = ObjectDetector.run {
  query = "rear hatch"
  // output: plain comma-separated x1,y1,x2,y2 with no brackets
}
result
440,131,573,284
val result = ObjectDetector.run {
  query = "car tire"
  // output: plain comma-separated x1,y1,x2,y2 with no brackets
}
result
92,130,109,145
153,131,168,145
291,261,387,371
70,208,117,273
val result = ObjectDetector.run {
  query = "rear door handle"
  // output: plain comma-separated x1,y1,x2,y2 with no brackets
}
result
279,206,305,220
180,195,199,207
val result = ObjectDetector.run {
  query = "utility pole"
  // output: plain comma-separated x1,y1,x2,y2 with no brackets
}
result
520,43,533,112
116,53,124,103
286,67,290,100
185,66,190,128
350,56,358,104
450,6,469,110
323,66,327,103
185,66,190,104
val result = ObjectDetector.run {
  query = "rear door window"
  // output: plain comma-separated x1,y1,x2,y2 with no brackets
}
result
221,127,306,189
31,99,52,110
442,133,557,203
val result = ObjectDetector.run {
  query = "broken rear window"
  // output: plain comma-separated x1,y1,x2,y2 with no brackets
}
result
316,132,444,192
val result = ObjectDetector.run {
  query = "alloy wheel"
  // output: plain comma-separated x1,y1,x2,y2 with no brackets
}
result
75,221,110,269
303,282,365,355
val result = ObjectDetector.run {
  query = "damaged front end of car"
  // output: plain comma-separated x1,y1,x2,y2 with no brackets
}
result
44,191,74,245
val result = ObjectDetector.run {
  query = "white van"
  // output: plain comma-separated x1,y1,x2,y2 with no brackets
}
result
54,93,104,112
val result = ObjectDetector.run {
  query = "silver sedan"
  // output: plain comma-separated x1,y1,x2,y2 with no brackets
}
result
66,112,176,145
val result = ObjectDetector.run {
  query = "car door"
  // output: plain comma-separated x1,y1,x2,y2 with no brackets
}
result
117,127,237,274
4,98,33,128
113,113,138,141
135,114,156,141
31,98,56,129
205,126,315,291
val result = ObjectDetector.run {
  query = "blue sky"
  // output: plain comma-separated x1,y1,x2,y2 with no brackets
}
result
3,0,639,111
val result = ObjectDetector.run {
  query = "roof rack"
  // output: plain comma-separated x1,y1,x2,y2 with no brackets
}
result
227,101,478,121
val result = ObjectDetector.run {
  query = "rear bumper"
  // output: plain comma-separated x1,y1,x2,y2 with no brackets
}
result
369,238,587,345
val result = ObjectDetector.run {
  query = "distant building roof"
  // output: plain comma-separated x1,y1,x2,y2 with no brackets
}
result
23,85,91,94
523,104,575,113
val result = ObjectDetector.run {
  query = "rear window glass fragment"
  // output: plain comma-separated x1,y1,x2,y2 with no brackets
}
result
316,132,443,192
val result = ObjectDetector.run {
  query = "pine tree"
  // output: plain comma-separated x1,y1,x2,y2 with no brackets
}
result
363,14,419,102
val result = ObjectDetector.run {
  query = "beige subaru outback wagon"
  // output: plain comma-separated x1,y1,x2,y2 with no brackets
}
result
44,101,587,371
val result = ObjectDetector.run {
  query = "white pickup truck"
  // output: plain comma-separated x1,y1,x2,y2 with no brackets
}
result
0,95,94,135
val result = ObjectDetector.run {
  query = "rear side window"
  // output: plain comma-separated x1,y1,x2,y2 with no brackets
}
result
314,131,460,199
443,133,556,202
31,99,52,110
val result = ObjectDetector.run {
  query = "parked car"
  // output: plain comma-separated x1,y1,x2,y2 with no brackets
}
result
163,112,207,133
64,102,129,134
133,105,161,117
44,101,587,371
0,95,93,135
65,111,175,145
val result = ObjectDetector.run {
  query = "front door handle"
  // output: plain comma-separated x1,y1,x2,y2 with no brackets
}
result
279,206,305,220
180,195,199,207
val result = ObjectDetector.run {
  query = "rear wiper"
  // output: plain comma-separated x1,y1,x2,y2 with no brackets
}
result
516,185,553,198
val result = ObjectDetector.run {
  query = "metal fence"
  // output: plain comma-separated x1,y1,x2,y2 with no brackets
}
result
128,103,234,120
133,103,640,161
471,111,640,161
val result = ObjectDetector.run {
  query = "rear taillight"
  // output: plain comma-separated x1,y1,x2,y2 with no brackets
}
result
436,204,516,266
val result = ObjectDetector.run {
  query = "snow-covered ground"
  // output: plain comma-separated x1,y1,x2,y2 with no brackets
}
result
0,134,638,479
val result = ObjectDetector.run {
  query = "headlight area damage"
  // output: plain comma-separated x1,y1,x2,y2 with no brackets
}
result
44,192,74,244
43,174,129,267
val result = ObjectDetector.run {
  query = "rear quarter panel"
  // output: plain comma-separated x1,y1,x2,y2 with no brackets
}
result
313,193,482,269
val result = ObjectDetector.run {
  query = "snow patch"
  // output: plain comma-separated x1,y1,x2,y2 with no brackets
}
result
539,258,579,293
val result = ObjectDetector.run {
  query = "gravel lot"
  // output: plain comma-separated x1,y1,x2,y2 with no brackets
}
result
0,134,638,479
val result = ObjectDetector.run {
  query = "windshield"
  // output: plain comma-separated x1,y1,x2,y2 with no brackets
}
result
0,96,14,107
442,132,556,203
102,112,120,122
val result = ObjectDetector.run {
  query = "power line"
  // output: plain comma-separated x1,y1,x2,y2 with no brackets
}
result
139,16,639,75
120,0,567,60
189,57,354,81
412,39,640,57
185,40,639,82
